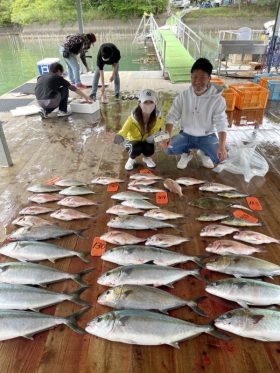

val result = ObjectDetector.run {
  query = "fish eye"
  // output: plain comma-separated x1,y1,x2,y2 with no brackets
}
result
105,272,110,276
96,317,102,323
106,290,110,294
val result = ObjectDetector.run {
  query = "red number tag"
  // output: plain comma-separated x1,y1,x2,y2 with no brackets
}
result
156,192,168,205
233,210,259,223
91,237,106,256
139,169,154,175
246,197,262,211
107,183,119,192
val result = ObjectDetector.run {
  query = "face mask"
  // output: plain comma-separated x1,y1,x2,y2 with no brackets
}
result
140,103,155,115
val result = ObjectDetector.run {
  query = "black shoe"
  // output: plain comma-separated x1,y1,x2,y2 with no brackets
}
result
39,108,48,119
115,93,120,100
89,93,96,101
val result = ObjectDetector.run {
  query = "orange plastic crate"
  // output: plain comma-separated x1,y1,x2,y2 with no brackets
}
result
222,88,236,112
229,83,269,110
259,76,280,88
210,78,225,86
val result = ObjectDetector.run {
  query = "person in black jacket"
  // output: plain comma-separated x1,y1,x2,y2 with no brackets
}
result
61,33,96,88
35,62,92,119
90,43,121,101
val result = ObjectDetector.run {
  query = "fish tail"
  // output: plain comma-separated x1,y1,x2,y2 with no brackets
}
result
75,267,94,285
65,306,90,334
187,296,208,317
77,251,90,263
70,286,90,307
192,256,205,268
207,324,231,341
75,227,90,238
191,268,208,282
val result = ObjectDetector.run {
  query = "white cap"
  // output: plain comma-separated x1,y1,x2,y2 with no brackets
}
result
139,89,157,104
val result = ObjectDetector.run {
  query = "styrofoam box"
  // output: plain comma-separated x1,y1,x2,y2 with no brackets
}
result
80,73,94,86
37,58,60,75
70,99,100,114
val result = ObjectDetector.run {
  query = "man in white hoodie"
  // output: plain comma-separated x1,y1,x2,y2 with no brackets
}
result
163,58,228,169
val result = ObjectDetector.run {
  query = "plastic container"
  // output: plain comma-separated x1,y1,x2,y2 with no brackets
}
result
253,72,278,84
70,100,100,114
37,58,60,75
222,88,237,112
210,78,225,86
229,83,269,110
259,76,280,88
267,80,280,101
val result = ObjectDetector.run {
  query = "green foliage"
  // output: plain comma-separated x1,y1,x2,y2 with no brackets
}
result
0,0,13,24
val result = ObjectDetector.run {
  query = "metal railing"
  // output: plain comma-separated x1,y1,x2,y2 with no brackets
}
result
149,17,167,74
218,29,268,42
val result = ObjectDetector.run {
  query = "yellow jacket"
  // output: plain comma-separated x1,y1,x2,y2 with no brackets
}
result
117,110,163,142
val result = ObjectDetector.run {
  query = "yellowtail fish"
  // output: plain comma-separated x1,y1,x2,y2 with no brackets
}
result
100,231,146,245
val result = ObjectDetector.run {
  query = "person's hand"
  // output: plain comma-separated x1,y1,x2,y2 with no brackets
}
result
161,138,171,149
101,86,106,94
85,96,93,103
104,130,117,142
217,146,227,161
109,75,114,82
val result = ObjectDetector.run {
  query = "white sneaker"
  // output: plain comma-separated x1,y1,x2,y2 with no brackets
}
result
57,110,72,117
177,153,193,169
125,158,136,171
143,156,156,168
197,150,215,168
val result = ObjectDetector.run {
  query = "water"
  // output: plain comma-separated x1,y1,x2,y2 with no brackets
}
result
0,34,160,96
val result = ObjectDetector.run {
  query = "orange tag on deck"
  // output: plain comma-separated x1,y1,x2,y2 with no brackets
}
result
91,237,106,256
156,192,168,205
233,210,259,223
139,169,154,175
246,197,262,211
107,183,119,192
46,176,60,185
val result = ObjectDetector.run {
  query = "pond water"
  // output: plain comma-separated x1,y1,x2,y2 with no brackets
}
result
0,34,160,96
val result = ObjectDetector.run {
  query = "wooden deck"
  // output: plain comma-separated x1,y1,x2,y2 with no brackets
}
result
0,73,280,373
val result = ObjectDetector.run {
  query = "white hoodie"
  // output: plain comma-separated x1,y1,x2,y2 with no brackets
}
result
166,84,228,137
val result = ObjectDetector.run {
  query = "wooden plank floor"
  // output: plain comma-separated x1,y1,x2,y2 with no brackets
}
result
0,74,280,372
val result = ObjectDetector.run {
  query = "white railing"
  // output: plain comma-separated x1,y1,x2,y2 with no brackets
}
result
218,29,268,42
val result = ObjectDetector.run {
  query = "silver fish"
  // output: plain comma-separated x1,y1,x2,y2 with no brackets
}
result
206,255,280,278
28,193,62,204
196,213,230,222
107,215,177,230
97,264,201,287
50,208,94,221
86,310,227,347
98,285,207,316
91,176,124,185
19,206,56,215
0,308,86,341
128,179,157,186
200,224,239,237
205,240,263,255
27,184,62,193
0,241,90,263
215,308,280,342
0,284,89,310
199,182,236,193
0,262,92,286
101,245,201,266
233,230,280,245
121,199,159,210
175,177,205,186
206,278,280,308
111,191,149,201
57,196,98,207
12,216,52,227
130,174,162,180
54,178,86,187
128,185,165,193
7,225,87,241
217,191,249,199
163,178,183,197
145,234,190,248
59,186,95,195
100,231,146,245
144,208,184,220
106,205,143,215
221,217,263,227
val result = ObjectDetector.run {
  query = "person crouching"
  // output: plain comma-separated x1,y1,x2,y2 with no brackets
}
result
114,89,163,170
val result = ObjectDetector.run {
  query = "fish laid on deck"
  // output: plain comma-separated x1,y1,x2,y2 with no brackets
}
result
217,191,249,199
27,184,62,193
50,208,94,221
107,215,178,230
196,213,230,222
128,179,157,186
100,231,146,245
97,264,201,287
215,308,280,342
175,177,206,186
130,174,162,180
121,199,159,210
101,245,201,266
144,208,184,220
145,233,190,248
57,196,98,207
163,178,183,198
190,197,251,211
220,217,263,227
0,284,89,310
205,240,263,255
233,230,280,245
111,191,149,200
200,224,239,237
128,185,165,193
206,278,280,308
206,255,280,278
86,310,228,347
28,193,62,204
7,225,87,241
54,178,86,187
199,182,236,193
19,206,57,215
98,285,207,316
59,186,95,195
12,216,53,227
106,205,143,215
0,262,92,286
91,176,124,185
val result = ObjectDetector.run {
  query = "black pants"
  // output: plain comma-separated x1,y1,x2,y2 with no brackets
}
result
43,86,69,114
125,141,154,159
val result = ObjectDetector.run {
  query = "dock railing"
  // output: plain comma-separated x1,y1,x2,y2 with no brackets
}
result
149,17,167,74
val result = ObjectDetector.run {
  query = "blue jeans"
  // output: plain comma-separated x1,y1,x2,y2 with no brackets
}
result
165,131,220,163
91,65,120,96
60,47,81,84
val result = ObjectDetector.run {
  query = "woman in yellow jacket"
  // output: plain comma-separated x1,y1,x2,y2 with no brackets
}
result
114,89,164,170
